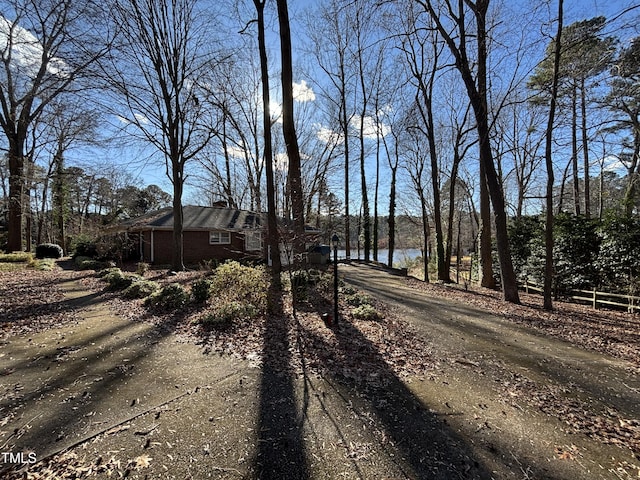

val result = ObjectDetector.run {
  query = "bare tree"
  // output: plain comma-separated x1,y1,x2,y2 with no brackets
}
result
543,0,564,310
496,95,546,218
306,0,355,258
107,0,217,270
443,101,476,280
398,6,449,282
199,54,266,212
404,124,431,282
0,0,110,252
419,0,520,302
41,99,99,252
253,0,281,280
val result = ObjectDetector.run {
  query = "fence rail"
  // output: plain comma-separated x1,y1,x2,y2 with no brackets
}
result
522,281,639,313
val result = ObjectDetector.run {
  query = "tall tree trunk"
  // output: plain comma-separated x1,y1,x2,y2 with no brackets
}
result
445,148,462,281
359,122,371,261
341,94,351,259
276,0,305,255
387,155,398,268
52,146,67,254
254,0,281,282
373,134,380,261
544,0,564,310
472,3,519,302
421,193,430,283
571,84,581,216
422,0,519,302
580,79,590,218
478,162,495,288
171,165,185,272
429,141,447,281
7,139,25,252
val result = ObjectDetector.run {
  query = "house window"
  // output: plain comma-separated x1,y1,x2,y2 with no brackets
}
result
245,231,262,251
209,231,231,245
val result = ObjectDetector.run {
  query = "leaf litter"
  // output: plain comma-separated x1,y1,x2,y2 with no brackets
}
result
3,263,640,478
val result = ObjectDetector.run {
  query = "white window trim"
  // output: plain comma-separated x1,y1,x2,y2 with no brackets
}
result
209,231,231,245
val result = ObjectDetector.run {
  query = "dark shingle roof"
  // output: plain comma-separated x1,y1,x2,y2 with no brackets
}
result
120,205,263,231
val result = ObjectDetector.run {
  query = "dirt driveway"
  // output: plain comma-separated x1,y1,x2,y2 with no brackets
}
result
341,262,640,479
1,263,639,479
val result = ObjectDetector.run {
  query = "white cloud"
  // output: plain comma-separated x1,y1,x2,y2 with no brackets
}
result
267,80,315,124
600,155,627,174
293,80,315,102
269,100,282,123
351,114,389,139
0,15,69,78
316,125,344,145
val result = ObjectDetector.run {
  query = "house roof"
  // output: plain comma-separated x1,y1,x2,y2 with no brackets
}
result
118,205,263,232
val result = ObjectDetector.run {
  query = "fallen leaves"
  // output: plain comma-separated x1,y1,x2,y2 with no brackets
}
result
555,444,579,460
407,278,640,371
0,270,85,339
131,453,152,469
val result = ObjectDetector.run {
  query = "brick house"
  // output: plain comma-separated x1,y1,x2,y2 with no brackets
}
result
117,205,265,265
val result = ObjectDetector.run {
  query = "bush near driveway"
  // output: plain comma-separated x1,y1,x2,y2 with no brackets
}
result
146,283,191,310
197,261,269,327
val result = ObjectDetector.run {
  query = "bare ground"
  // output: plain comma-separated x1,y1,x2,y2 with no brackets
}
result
0,260,639,479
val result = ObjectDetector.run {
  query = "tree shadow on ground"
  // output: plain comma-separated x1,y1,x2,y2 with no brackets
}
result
284,272,495,480
255,281,310,479
0,282,190,476
304,317,492,479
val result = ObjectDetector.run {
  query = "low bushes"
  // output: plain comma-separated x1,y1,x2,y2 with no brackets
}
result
33,258,56,272
75,256,112,271
0,252,33,263
344,291,372,307
146,283,190,309
100,268,143,291
123,280,160,299
197,261,269,327
351,304,382,321
199,301,257,327
35,243,63,259
191,278,213,303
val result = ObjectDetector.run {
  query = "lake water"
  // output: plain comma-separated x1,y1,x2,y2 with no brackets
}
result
336,248,423,267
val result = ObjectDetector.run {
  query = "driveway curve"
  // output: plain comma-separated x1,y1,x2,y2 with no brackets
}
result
341,262,640,480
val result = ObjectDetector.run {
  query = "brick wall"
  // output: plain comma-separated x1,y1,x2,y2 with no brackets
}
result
136,229,262,265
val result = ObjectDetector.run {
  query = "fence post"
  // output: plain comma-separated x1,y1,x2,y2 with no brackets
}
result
593,288,597,310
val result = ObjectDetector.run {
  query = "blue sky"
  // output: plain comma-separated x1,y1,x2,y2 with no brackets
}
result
53,0,640,216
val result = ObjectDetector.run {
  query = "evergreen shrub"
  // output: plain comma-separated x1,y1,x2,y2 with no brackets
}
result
35,243,63,259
